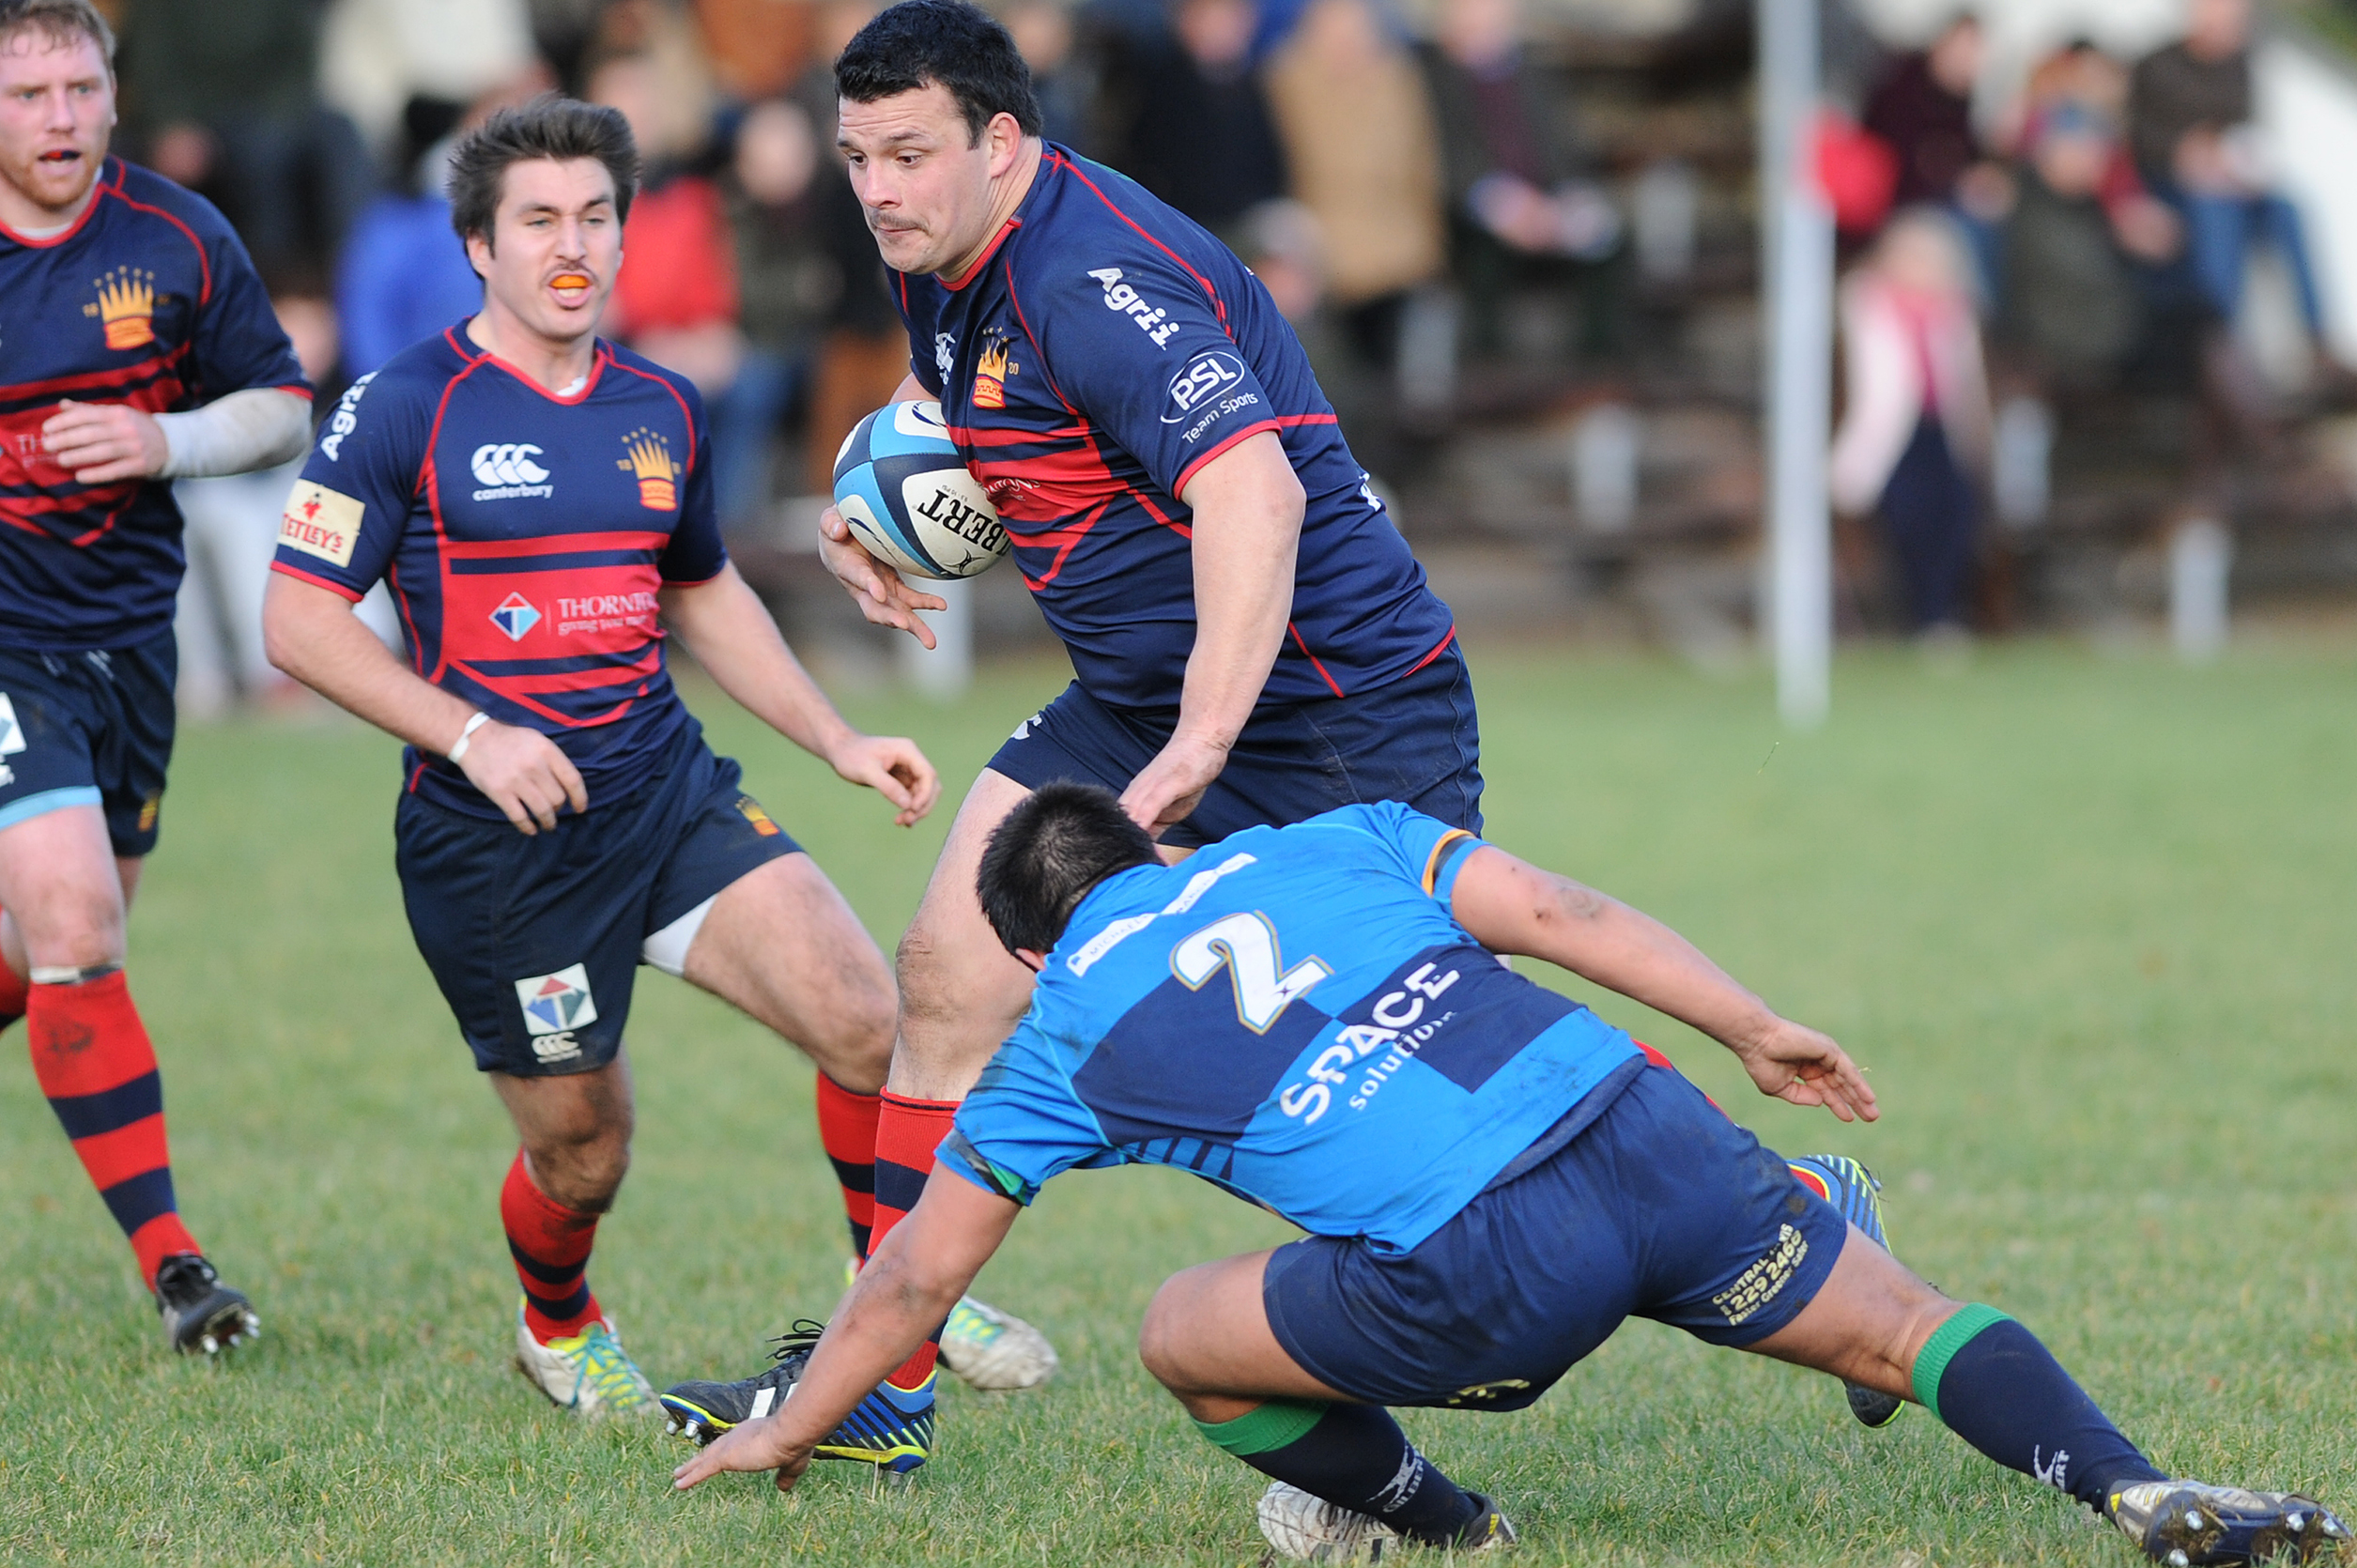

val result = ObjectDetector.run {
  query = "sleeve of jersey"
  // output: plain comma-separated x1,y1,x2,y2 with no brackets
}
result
1030,248,1280,499
1332,800,1487,905
269,374,422,601
190,218,309,399
656,400,728,584
935,1024,1115,1206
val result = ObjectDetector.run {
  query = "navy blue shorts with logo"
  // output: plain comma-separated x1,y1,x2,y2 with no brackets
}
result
394,725,800,1076
987,643,1483,846
0,631,176,857
1261,1054,1850,1410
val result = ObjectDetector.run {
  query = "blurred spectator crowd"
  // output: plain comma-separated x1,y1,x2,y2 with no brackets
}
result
88,0,2351,693
1830,0,2350,638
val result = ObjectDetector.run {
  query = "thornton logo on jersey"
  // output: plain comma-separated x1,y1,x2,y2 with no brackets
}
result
1086,268,1180,347
974,331,1019,409
616,428,680,511
471,442,554,501
85,266,157,349
490,591,542,641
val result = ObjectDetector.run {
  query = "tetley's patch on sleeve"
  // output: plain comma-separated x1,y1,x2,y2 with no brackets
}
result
278,480,363,567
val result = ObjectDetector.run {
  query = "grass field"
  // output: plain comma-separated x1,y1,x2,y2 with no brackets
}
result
5,638,2356,1566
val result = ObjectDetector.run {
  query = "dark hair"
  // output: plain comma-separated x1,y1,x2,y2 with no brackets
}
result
0,0,112,63
835,0,1042,145
446,94,639,250
977,782,1159,955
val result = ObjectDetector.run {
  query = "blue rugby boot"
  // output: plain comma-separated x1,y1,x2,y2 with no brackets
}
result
1787,1154,1904,1428
663,1322,938,1474
2106,1480,2349,1566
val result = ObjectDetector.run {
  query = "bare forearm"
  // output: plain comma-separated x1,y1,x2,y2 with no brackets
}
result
1456,850,1778,1050
662,568,854,760
1178,440,1302,748
263,575,474,754
775,1245,969,1451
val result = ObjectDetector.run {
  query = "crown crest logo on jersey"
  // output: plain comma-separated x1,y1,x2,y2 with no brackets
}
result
86,267,157,350
617,429,678,511
973,334,1016,409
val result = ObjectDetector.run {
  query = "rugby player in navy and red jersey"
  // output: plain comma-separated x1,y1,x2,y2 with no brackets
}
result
0,0,313,1357
703,0,1490,1424
260,98,941,1418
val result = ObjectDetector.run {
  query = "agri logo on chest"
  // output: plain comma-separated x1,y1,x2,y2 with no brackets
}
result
470,443,553,501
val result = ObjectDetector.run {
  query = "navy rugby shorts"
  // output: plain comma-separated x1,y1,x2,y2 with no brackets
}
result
394,728,800,1076
0,631,176,857
987,643,1483,845
1261,1053,1851,1410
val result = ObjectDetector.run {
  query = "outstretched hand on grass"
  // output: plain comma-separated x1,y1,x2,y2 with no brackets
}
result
672,1413,811,1494
1732,1017,1876,1122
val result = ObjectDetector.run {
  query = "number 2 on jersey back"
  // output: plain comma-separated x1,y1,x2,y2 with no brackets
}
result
1171,912,1332,1032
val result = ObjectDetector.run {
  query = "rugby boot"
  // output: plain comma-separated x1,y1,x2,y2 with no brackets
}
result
2107,1481,2349,1566
512,1299,657,1417
1256,1483,1517,1561
938,1295,1059,1391
153,1253,258,1357
663,1322,938,1474
1787,1154,1904,1428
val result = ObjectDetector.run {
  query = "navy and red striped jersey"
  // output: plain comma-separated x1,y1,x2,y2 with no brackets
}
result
0,158,307,648
892,146,1456,711
270,325,724,818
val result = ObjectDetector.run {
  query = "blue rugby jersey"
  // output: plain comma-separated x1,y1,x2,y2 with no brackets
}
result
0,158,307,648
270,325,725,818
940,803,1641,1253
892,146,1457,711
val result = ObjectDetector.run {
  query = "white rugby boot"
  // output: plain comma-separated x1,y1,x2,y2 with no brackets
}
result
937,1295,1059,1391
513,1299,657,1417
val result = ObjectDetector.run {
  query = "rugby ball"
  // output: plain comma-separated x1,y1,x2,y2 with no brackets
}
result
832,400,1009,580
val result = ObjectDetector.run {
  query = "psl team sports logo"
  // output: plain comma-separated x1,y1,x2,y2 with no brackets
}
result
84,266,156,349
514,964,596,1063
617,428,679,511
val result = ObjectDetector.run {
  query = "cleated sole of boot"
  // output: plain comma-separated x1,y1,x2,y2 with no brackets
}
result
1845,1381,1904,1428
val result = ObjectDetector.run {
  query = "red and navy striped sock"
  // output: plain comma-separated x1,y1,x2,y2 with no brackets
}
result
872,1089,959,1389
27,969,199,1288
814,1075,881,1261
501,1150,603,1344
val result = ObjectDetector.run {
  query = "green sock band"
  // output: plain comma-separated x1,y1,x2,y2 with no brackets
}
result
1194,1399,1329,1457
1910,1303,2013,1421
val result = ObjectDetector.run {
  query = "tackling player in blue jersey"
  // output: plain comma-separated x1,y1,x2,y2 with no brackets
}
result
672,783,2349,1568
763,0,1484,1413
260,97,949,1419
0,0,314,1357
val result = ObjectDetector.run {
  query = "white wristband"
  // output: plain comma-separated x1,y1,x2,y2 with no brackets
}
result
446,710,491,762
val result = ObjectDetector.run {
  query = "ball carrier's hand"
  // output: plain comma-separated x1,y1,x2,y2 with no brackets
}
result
820,505,947,651
450,715,590,835
41,399,169,485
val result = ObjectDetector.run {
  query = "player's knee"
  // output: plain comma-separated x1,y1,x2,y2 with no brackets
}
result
14,885,127,971
1136,1286,1194,1392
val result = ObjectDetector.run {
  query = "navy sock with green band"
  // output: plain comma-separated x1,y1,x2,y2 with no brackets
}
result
1194,1400,1479,1543
1913,1304,2167,1513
